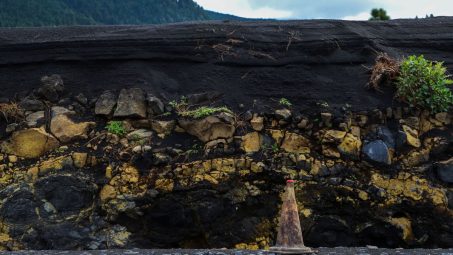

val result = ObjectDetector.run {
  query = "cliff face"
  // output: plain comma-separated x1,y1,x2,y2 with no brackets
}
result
0,19,452,251
1,18,453,111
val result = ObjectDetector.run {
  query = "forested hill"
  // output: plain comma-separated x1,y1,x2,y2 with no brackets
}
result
0,0,245,27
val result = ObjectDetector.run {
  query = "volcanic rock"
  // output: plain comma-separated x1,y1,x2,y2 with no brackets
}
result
113,88,147,118
362,140,392,165
72,152,88,168
377,126,395,149
36,74,65,102
401,125,421,148
146,94,165,116
241,132,262,153
436,158,453,184
35,175,96,214
281,132,310,154
1,128,59,158
250,115,264,131
19,98,45,111
95,90,117,116
25,111,44,127
74,93,88,105
126,129,153,141
337,133,362,159
187,91,223,105
275,109,292,120
151,120,175,137
38,155,74,174
322,130,347,144
51,106,75,117
50,114,95,143
178,115,235,143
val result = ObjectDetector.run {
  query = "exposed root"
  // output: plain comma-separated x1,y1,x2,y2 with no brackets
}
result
212,43,237,61
367,53,400,91
226,38,244,45
0,102,23,123
286,31,302,52
248,50,276,61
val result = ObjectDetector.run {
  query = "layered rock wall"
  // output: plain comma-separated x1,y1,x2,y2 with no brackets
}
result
0,19,452,250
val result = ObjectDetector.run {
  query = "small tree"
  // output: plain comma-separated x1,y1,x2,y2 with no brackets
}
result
369,8,390,21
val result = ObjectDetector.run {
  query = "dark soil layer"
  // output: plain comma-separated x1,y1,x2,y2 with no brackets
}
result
1,18,453,110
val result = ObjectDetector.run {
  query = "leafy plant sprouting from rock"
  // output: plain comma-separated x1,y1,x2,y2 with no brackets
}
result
106,121,126,136
170,97,232,119
396,55,453,113
279,98,292,107
180,106,232,119
169,96,189,114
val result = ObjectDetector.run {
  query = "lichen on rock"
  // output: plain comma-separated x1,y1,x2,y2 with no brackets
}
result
1,128,60,158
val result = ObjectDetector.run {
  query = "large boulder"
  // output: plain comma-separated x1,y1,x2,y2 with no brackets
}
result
178,114,235,143
50,115,95,143
35,175,96,215
1,128,59,158
95,90,117,116
113,88,146,118
362,140,392,165
36,74,65,102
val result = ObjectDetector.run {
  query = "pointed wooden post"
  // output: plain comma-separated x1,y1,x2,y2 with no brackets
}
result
270,180,314,254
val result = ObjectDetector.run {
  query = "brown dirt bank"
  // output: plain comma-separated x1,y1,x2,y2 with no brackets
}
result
1,18,453,111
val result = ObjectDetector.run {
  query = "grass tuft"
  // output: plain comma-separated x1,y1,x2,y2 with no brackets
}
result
106,121,126,136
180,106,232,119
279,98,292,107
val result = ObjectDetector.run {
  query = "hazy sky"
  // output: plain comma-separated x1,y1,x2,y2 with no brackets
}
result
194,0,453,20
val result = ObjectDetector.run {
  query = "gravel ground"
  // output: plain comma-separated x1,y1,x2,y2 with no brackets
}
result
1,249,453,255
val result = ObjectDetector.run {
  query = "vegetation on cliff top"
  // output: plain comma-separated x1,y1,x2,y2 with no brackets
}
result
0,0,244,27
369,8,390,21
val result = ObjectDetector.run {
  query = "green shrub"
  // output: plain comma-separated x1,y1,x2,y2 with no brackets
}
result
106,121,126,136
396,55,453,113
180,106,232,119
279,98,292,107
